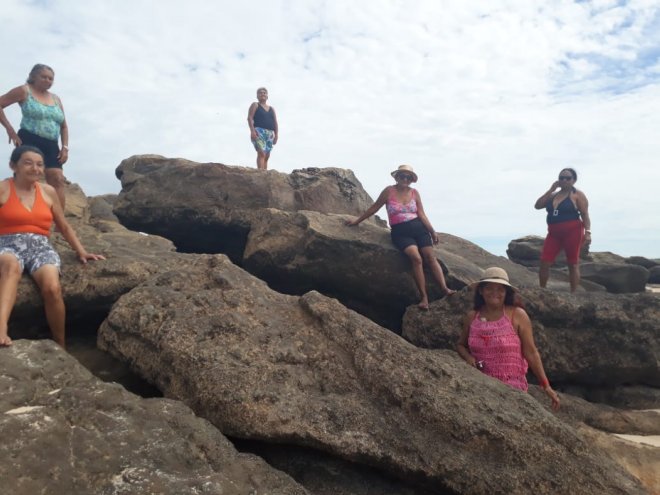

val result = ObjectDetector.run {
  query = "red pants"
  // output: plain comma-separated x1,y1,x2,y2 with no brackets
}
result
541,220,584,264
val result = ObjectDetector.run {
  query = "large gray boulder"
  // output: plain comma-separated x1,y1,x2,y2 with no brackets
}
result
0,340,308,495
648,266,660,284
113,155,377,260
98,255,645,494
242,208,539,329
401,288,660,387
581,262,650,293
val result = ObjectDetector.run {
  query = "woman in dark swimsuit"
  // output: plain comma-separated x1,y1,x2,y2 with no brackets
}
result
534,168,591,292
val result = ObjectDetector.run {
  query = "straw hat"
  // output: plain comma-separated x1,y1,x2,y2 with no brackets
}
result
390,164,418,183
471,267,517,291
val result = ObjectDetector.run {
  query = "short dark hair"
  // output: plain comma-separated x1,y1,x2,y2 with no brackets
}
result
473,282,524,310
10,145,44,164
27,64,54,84
560,167,578,181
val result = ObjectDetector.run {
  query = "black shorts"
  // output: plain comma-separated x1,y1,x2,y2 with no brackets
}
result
18,128,61,169
390,217,433,252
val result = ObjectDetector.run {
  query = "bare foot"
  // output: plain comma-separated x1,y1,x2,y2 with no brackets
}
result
0,334,12,347
418,299,430,310
444,289,456,296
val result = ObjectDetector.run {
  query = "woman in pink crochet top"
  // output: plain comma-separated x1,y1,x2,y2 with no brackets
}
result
456,267,560,410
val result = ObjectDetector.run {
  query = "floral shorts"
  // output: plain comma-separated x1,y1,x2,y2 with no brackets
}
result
0,233,61,274
252,127,275,154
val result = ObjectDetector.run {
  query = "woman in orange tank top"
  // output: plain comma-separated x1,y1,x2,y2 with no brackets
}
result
0,146,104,348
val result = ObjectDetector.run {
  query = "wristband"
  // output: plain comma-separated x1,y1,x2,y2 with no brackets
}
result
62,145,69,151
585,229,591,233
539,378,550,389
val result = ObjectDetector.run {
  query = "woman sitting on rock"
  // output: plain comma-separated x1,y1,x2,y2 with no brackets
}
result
534,167,591,292
0,146,104,348
346,164,455,310
456,267,560,410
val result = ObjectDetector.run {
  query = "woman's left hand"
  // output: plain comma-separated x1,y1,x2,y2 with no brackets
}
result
431,232,439,244
544,386,560,411
58,148,68,165
78,252,106,264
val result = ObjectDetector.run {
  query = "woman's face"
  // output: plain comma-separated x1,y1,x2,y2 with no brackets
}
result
558,169,575,187
257,89,268,102
32,69,55,91
479,282,507,306
11,151,45,181
395,172,415,185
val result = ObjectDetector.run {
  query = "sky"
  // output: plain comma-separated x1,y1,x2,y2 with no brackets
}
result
2,0,659,258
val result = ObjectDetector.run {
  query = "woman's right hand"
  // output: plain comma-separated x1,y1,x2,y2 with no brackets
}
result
345,218,359,226
544,385,561,411
6,128,21,146
250,129,257,140
550,180,560,191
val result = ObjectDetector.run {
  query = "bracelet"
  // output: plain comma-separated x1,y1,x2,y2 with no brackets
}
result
62,145,69,151
539,378,550,389
585,229,591,233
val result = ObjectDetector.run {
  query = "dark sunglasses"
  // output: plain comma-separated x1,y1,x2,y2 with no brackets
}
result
397,173,414,181
558,175,573,181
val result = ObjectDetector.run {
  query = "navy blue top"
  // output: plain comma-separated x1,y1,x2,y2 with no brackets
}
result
253,105,276,131
546,191,580,224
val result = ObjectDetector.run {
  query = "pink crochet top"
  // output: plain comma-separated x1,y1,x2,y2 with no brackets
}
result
386,187,418,226
468,308,528,391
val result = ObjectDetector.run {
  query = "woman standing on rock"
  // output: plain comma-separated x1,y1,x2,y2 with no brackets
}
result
346,165,455,310
456,267,560,410
247,87,278,170
0,146,104,348
0,64,69,209
534,168,590,292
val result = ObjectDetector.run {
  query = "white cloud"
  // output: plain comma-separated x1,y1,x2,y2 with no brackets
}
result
1,0,658,257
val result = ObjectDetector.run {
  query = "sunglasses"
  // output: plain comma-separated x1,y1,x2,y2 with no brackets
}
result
397,174,414,181
558,175,573,181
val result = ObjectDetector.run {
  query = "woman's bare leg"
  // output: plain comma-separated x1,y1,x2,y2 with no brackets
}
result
0,254,22,346
32,265,66,348
403,245,429,309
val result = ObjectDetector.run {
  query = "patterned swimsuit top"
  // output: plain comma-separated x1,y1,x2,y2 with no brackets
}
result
19,86,65,141
468,308,529,391
386,187,418,226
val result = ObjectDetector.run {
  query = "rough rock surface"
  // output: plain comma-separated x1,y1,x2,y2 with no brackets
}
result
98,255,645,494
626,256,659,270
581,262,650,293
401,287,660,387
242,208,540,329
0,340,308,495
648,266,660,284
113,155,377,260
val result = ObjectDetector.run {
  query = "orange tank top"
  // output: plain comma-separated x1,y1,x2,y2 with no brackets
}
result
0,179,53,236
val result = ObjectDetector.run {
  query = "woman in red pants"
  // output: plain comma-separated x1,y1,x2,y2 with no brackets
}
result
534,168,591,292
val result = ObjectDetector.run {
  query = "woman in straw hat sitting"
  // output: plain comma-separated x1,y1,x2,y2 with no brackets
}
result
456,267,560,410
346,164,455,310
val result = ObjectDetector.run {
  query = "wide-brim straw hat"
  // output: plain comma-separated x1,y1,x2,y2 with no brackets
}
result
470,267,518,291
390,164,418,183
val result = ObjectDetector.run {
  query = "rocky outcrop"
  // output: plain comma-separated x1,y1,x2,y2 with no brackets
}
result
98,255,645,494
401,287,660,387
243,208,540,329
0,340,308,495
625,256,659,270
113,155,377,261
581,262,650,293
648,266,660,284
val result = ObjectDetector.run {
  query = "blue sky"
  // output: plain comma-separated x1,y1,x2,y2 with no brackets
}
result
1,0,659,258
